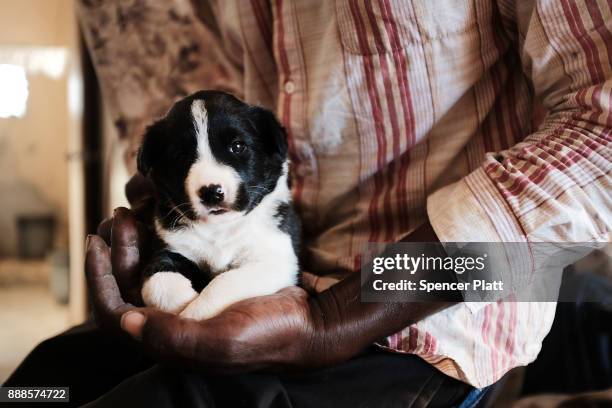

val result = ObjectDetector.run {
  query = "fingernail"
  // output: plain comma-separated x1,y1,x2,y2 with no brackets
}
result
85,234,92,250
121,311,146,340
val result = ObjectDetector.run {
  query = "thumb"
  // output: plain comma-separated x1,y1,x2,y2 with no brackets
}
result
120,308,196,351
120,309,148,339
123,308,214,366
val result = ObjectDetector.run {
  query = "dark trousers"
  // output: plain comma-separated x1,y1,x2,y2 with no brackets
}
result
3,323,471,408
521,269,612,396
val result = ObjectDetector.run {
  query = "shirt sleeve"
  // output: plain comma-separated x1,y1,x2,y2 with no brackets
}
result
428,0,611,249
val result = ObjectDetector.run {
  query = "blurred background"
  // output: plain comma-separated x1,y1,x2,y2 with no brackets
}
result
0,0,128,382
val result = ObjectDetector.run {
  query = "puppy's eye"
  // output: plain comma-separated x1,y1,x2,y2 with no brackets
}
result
229,140,246,155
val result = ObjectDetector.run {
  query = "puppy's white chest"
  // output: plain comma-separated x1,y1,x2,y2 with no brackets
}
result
158,218,258,273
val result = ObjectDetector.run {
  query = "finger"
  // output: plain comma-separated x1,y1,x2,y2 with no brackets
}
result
301,272,338,293
125,173,156,223
139,310,249,372
276,286,309,299
126,173,155,206
111,207,140,276
116,306,204,368
97,217,113,245
142,310,204,360
85,235,134,329
119,309,148,339
111,207,147,304
300,272,319,293
128,307,274,373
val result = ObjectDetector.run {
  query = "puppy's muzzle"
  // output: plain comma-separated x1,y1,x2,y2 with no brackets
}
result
199,184,225,206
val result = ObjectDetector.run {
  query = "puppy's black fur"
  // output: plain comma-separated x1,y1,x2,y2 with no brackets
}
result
138,91,290,228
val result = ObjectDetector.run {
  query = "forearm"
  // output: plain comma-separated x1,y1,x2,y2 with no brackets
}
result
308,272,454,365
307,222,455,365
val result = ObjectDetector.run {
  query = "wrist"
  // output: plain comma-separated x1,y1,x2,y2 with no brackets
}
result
301,285,362,368
284,294,340,369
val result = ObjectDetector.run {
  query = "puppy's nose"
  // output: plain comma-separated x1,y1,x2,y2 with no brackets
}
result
199,184,225,206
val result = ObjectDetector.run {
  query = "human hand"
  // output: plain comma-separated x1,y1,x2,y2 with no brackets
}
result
93,207,152,309
86,231,323,372
88,175,328,372
88,202,449,374
93,172,156,305
96,173,156,245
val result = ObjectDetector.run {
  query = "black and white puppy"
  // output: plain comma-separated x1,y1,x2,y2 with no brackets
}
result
137,91,300,320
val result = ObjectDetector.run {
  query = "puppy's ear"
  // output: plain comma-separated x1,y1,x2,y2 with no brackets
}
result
252,107,288,159
137,120,165,177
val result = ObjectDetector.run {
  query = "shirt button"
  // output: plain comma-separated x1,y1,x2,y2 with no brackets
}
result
284,80,295,94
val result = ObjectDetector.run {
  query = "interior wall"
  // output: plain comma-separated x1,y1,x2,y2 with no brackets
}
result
0,0,74,46
0,75,70,255
0,0,75,256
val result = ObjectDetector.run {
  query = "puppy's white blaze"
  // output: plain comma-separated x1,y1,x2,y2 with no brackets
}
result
142,272,198,314
186,100,241,216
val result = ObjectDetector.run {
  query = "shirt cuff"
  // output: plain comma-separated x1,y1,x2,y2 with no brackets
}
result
427,167,527,242
426,168,525,313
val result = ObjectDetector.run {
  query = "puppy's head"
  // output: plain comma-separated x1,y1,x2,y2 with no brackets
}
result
138,91,288,227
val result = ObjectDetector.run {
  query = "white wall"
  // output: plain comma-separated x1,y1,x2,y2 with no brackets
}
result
0,0,75,256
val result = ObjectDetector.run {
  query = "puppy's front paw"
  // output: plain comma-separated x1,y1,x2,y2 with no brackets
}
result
142,272,198,314
179,297,226,321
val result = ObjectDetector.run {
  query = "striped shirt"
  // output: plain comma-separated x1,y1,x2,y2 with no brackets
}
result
78,0,611,387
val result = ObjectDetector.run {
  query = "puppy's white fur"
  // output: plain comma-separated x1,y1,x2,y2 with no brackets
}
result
186,100,242,218
145,100,298,320
142,272,198,314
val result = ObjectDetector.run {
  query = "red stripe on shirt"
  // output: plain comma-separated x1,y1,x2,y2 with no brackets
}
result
589,0,612,66
364,0,400,241
275,0,304,209
379,0,416,233
560,0,605,84
348,0,388,242
250,0,274,58
490,11,512,152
